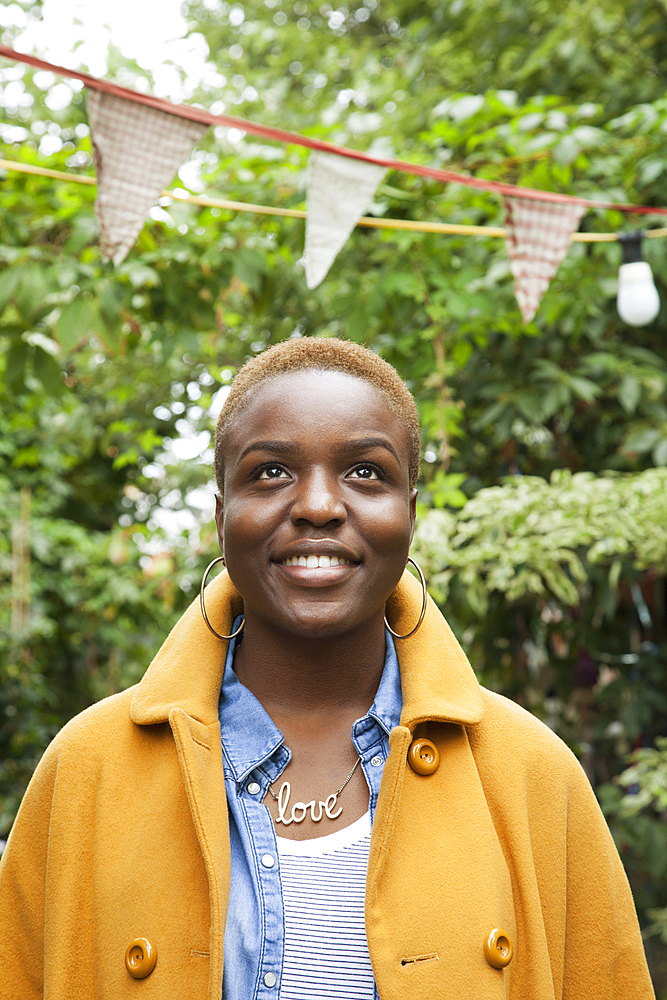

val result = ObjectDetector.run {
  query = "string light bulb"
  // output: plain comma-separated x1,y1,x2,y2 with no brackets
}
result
617,231,660,327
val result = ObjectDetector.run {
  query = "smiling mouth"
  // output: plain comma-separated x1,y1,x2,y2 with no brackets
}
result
280,555,356,568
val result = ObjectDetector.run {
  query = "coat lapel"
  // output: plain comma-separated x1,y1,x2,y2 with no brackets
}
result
385,569,484,727
131,571,243,727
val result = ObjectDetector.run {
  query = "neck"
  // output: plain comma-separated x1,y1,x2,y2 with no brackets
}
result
232,611,387,726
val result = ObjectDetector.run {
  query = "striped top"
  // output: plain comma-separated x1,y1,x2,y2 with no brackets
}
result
275,812,375,999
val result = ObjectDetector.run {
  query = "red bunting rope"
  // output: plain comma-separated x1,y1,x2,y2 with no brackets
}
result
2,43,667,217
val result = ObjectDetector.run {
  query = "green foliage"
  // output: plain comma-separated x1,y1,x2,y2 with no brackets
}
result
600,739,667,949
413,468,667,612
413,468,667,733
617,737,667,818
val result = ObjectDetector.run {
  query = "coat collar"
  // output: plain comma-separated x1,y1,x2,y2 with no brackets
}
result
131,568,484,729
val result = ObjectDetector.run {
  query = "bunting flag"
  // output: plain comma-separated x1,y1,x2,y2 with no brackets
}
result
304,151,387,289
86,90,208,265
4,47,667,217
4,46,666,297
504,196,587,323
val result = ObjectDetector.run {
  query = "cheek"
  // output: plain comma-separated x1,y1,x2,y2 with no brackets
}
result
219,508,265,597
361,499,413,553
221,494,284,560
220,497,250,544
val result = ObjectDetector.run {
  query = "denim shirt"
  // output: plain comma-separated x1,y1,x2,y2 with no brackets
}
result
218,619,403,1000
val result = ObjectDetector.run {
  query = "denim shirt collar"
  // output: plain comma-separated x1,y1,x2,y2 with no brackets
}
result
218,618,402,785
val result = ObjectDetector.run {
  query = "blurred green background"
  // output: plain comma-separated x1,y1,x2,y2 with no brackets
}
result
1,0,667,990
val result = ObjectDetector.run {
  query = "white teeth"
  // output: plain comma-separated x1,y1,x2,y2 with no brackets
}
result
282,554,351,567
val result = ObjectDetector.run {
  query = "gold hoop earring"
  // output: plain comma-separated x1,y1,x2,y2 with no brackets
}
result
384,556,427,640
200,556,245,640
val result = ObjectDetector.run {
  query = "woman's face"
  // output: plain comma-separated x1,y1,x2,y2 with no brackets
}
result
216,369,417,639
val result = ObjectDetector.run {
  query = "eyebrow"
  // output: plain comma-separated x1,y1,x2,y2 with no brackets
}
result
236,436,402,465
335,437,401,464
237,440,304,463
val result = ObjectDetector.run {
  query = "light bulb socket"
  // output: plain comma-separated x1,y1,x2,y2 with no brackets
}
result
618,230,644,265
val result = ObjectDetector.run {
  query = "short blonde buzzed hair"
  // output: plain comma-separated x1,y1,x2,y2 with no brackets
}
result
214,337,420,491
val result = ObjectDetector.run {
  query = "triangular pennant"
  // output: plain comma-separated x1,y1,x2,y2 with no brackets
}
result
86,90,208,265
504,196,587,323
304,151,387,289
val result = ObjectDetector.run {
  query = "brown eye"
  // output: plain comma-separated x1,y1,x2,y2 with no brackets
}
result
258,465,289,480
350,465,379,480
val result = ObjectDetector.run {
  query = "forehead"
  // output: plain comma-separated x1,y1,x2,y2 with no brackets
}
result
224,369,410,460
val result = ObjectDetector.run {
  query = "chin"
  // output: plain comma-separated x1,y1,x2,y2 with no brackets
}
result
277,606,381,641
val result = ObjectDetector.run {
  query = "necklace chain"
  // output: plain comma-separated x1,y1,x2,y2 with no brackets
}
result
267,754,362,802
266,755,362,826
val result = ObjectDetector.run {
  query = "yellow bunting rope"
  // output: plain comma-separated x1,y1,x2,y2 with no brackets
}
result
2,158,666,242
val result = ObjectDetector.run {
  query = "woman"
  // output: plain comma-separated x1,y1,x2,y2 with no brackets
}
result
0,337,655,1000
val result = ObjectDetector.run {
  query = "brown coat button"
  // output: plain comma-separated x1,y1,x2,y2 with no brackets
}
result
125,938,157,979
407,738,440,775
484,928,513,968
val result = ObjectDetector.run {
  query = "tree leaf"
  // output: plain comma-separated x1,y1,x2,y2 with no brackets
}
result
15,264,50,323
233,249,265,294
623,428,661,454
542,383,570,419
98,281,126,326
516,392,545,422
3,340,28,387
618,375,641,414
32,346,63,395
55,298,97,352
568,376,600,403
0,267,21,315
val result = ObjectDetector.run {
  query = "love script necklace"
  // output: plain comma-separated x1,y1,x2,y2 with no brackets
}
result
267,755,362,826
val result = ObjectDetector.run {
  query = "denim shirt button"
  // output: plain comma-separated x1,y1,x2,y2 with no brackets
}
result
263,972,277,987
370,755,384,766
247,781,261,795
261,854,276,869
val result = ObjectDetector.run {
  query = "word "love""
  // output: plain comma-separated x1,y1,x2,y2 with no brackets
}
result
274,781,343,825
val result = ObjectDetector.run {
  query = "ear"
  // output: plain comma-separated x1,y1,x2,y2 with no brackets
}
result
408,488,418,546
214,493,225,559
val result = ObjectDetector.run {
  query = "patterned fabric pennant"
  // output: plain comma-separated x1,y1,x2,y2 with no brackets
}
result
305,151,387,289
87,90,208,265
504,196,587,323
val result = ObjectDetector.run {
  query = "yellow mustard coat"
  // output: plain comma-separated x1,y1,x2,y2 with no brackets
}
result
0,571,655,1000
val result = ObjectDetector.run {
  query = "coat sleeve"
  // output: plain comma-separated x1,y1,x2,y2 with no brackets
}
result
559,758,655,1000
0,741,58,1000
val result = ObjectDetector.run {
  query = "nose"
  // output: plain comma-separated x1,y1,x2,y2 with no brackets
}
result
289,469,347,527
